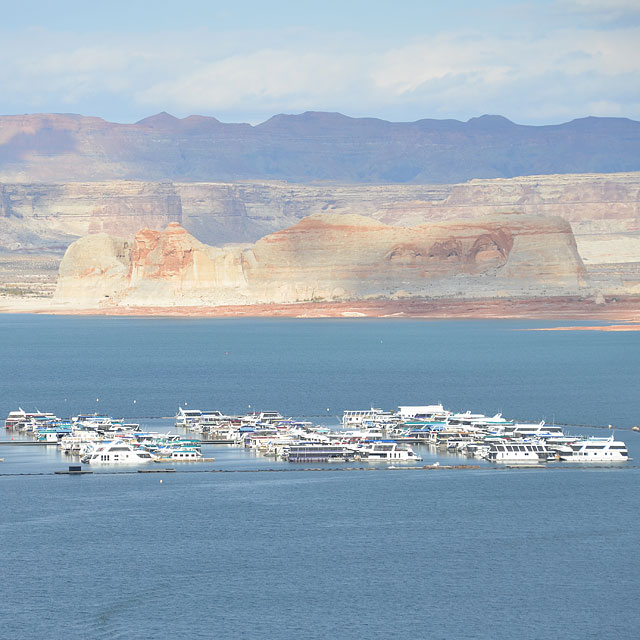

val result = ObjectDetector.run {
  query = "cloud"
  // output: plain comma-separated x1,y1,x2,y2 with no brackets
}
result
560,0,640,13
555,0,640,27
137,49,367,113
373,27,640,93
135,25,640,123
0,21,639,125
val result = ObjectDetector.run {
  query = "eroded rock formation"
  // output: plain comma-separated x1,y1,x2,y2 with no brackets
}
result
1,173,639,268
54,213,587,308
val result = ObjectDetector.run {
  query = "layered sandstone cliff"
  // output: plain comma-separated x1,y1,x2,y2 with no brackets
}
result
54,214,586,308
2,173,639,269
377,173,640,266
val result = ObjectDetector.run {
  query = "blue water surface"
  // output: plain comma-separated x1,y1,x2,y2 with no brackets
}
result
1,315,638,426
1,315,639,639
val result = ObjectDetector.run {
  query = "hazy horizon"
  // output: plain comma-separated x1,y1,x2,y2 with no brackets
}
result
3,110,639,129
2,0,639,126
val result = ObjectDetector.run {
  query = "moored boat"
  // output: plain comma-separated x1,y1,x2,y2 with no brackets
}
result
557,436,629,463
152,447,204,462
486,442,551,464
283,443,353,463
355,441,422,462
81,441,154,464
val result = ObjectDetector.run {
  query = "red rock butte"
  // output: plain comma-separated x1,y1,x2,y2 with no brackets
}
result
54,212,587,309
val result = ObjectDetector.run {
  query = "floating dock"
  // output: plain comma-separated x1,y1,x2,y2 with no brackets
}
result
54,466,93,475
0,441,59,446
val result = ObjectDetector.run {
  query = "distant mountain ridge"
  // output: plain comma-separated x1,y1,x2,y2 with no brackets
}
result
0,111,639,183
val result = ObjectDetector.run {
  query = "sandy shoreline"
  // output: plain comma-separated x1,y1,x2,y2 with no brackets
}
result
2,296,640,326
533,324,640,331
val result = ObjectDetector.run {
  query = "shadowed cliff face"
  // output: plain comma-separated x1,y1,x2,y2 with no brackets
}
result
54,213,586,308
0,112,639,184
87,185,183,236
0,129,77,165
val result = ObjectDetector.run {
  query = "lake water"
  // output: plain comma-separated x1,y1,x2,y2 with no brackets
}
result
1,315,639,639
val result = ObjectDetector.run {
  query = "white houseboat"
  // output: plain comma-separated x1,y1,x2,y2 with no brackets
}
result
81,442,154,464
355,441,422,462
557,436,629,463
486,442,551,464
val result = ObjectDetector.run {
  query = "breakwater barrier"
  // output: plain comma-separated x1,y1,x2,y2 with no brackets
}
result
1,464,638,478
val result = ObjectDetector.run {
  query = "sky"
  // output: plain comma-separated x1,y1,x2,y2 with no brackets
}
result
1,0,639,125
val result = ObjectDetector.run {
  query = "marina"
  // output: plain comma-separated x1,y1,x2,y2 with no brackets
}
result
169,402,633,467
1,400,633,473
